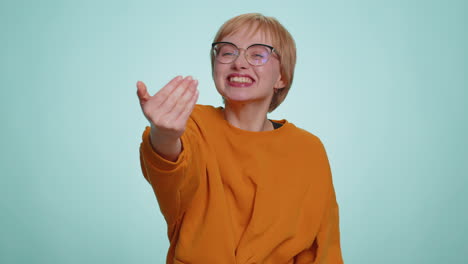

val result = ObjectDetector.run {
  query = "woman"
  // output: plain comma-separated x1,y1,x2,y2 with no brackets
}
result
137,13,343,264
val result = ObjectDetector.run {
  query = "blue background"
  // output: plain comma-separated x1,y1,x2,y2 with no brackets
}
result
1,0,466,263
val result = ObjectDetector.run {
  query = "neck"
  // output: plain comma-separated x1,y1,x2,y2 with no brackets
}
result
223,101,273,132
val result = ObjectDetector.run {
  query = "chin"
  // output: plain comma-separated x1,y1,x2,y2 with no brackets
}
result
221,88,254,101
224,95,251,103
226,93,272,106
217,84,271,105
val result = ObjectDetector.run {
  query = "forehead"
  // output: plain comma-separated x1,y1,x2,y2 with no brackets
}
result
220,24,274,47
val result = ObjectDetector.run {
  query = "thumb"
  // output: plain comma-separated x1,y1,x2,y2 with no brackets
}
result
136,81,151,105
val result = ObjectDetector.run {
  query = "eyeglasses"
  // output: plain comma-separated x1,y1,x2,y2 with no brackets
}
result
211,41,277,66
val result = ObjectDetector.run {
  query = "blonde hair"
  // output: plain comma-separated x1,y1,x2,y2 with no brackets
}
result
211,13,297,112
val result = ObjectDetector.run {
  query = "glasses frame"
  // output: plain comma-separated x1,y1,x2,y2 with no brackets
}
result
211,41,278,66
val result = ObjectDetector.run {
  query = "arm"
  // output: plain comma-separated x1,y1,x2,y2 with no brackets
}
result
140,124,201,227
149,124,182,162
295,138,344,264
137,76,201,227
137,76,199,162
312,185,344,264
294,185,344,264
312,138,344,263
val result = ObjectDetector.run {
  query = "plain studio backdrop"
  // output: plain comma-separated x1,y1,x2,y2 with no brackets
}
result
1,0,466,263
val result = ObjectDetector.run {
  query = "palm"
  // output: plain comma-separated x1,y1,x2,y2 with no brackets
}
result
137,76,199,139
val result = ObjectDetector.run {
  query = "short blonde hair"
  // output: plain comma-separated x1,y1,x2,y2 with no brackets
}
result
211,13,297,112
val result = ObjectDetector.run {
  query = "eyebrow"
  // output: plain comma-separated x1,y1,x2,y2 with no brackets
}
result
212,41,274,50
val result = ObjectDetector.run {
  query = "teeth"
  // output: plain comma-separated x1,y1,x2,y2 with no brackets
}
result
230,76,252,83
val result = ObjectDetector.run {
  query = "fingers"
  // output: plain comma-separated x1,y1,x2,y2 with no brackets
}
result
137,76,184,107
155,75,184,99
171,78,198,120
159,76,194,114
176,84,199,124
137,75,199,133
136,81,150,105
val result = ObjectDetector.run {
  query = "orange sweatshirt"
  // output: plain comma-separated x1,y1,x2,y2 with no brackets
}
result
139,104,343,264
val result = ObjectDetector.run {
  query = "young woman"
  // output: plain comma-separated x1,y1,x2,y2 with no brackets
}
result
137,13,343,264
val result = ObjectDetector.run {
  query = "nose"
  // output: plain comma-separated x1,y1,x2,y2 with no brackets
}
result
232,49,250,69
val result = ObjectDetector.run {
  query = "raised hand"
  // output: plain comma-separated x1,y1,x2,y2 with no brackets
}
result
137,76,199,161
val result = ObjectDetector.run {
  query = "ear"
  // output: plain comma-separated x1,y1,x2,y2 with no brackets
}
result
273,74,286,89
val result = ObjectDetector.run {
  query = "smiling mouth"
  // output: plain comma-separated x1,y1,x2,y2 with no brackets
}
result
229,76,253,83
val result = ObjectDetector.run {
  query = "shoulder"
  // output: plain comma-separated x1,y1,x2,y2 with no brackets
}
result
185,104,223,134
286,123,326,151
284,123,331,168
287,124,334,184
191,104,221,120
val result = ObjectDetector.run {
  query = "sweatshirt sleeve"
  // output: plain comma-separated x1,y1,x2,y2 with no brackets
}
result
313,139,343,264
312,138,344,264
295,138,344,264
139,115,202,227
312,185,344,264
294,184,344,264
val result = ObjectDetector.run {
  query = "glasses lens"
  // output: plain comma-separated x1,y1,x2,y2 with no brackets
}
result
246,45,271,65
215,43,238,63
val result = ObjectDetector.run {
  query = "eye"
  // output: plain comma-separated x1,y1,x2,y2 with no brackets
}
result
222,52,236,56
217,44,238,57
247,45,270,60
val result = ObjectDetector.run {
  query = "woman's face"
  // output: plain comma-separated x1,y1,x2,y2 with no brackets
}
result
213,26,285,108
